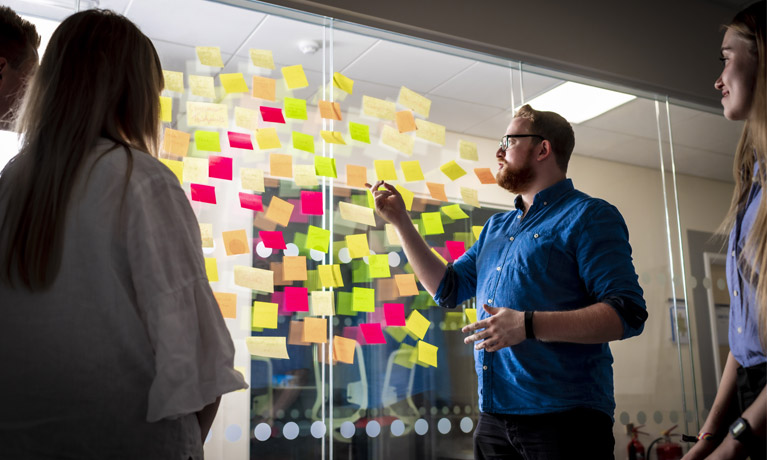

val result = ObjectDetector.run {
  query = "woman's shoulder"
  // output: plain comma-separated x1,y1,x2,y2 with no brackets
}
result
90,139,179,189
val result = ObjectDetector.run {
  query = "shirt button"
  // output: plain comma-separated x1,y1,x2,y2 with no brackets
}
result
496,266,501,271
509,237,514,241
487,299,493,304
543,201,548,205
732,250,736,257
734,290,739,297
483,365,488,370
737,327,743,334
517,215,521,219
534,233,539,238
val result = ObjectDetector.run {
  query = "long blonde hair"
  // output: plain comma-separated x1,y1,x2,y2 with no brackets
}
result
0,9,163,290
719,1,767,348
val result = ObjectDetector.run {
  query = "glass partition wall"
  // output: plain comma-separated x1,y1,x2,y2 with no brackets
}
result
10,0,739,457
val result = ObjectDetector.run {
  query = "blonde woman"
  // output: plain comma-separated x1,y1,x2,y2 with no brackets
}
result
683,2,767,459
0,10,246,459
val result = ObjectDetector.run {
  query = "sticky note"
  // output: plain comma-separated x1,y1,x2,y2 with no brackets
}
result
461,187,481,207
305,225,330,253
294,164,319,187
320,130,346,145
228,131,253,150
234,107,258,132
252,301,278,329
472,225,483,240
374,160,397,181
398,86,431,117
319,100,342,120
162,128,190,157
405,310,430,340
208,155,232,180
381,125,414,156
281,64,309,89
301,317,327,343
382,303,405,327
347,122,370,144
200,223,214,248
333,335,356,364
459,140,479,161
160,159,183,185
196,46,224,67
260,230,286,250
159,96,172,122
236,193,261,212
422,212,444,235
333,72,354,94
265,196,294,227
345,233,370,259
283,256,307,281
474,168,496,184
359,323,385,344
431,248,448,266
310,291,334,316
395,110,417,133
415,119,446,145
250,49,275,69
261,106,285,124
213,291,236,318
255,128,281,150
362,95,395,120
368,254,391,278
300,190,323,215
395,185,414,212
162,70,184,93
252,75,276,101
314,156,337,178
191,183,216,204
189,75,216,99
352,287,375,312
240,168,264,192
465,308,478,324
446,240,467,260
194,131,220,152
220,73,249,93
394,274,419,296
246,336,289,359
392,342,415,368
440,160,467,181
187,101,228,128
283,97,308,120
400,160,424,182
285,286,309,312
183,157,208,184
384,224,401,246
222,229,249,255
205,258,218,281
416,340,438,367
346,164,368,188
288,321,311,345
318,264,343,288
292,131,315,153
270,153,293,178
339,201,376,226
441,204,469,220
234,265,274,293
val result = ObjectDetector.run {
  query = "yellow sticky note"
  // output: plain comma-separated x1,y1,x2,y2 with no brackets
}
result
250,49,275,69
252,301,279,329
398,86,431,118
283,256,307,281
320,130,346,145
415,119,446,145
422,212,444,235
440,160,467,181
348,122,370,144
246,336,289,359
294,164,319,187
204,258,218,282
395,110,417,133
395,185,414,212
292,131,315,153
265,196,294,227
352,286,375,312
416,340,438,367
333,72,354,94
196,46,224,67
362,95,395,120
222,229,250,255
368,254,391,278
333,335,356,364
318,264,343,288
339,201,376,226
381,125,414,156
284,97,308,120
200,223,213,248
314,156,337,178
465,308,478,324
405,310,430,340
162,70,184,93
189,75,216,99
182,157,208,184
401,160,424,182
220,73,249,93
234,265,274,293
255,128,281,150
251,75,276,101
235,107,259,132
441,204,469,220
385,224,401,246
345,233,370,259
472,225,483,240
240,167,265,192
281,64,309,89
187,101,228,128
270,153,293,178
311,291,335,316
159,159,183,184
459,140,479,161
162,128,190,157
426,182,448,202
159,96,172,122
461,186,481,208
374,160,398,181
302,317,327,343
395,274,419,296
214,291,236,319
305,225,330,252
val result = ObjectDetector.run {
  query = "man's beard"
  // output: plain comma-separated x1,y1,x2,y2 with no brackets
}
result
496,159,535,194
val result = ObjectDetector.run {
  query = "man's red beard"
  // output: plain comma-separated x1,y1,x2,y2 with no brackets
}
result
496,157,535,194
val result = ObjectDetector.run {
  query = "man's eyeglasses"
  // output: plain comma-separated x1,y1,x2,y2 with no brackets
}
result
499,134,546,150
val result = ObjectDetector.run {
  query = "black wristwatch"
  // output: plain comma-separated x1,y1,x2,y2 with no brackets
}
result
729,417,758,450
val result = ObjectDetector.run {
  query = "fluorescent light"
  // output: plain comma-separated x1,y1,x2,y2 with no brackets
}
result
520,81,636,124
20,14,60,58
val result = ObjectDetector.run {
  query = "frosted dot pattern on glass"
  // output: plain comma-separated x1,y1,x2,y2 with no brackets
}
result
619,412,630,425
366,421,381,437
688,276,698,288
438,418,451,434
414,419,429,435
338,248,351,263
290,409,299,419
670,411,679,423
637,411,647,424
225,424,242,442
254,423,271,441
702,278,712,289
390,419,405,436
284,243,299,257
283,422,299,440
717,278,726,290
340,421,355,439
460,417,474,433
310,249,325,261
388,251,401,267
256,241,273,258
311,421,326,438
653,411,663,424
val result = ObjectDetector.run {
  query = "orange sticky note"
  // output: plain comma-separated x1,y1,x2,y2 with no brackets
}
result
162,128,190,157
270,153,293,178
265,196,294,227
288,321,311,346
346,164,368,188
318,100,342,120
395,110,417,133
302,317,328,343
426,182,448,201
213,292,237,319
222,229,249,255
394,274,419,296
283,256,307,281
333,335,356,364
474,168,497,184
252,75,276,101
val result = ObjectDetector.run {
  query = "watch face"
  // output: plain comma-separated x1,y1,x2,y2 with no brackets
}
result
732,420,746,436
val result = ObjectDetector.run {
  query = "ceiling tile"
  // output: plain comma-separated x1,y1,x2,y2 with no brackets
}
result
669,110,742,157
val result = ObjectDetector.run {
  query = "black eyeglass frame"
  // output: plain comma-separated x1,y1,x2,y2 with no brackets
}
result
499,134,546,150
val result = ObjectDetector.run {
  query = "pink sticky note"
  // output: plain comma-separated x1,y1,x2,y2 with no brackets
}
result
287,199,309,224
273,291,290,316
446,241,467,260
383,303,406,327
284,286,309,312
239,193,263,211
260,231,287,250
228,131,254,150
260,106,286,124
191,183,216,204
343,326,367,345
300,190,323,215
434,246,451,262
208,155,233,180
360,323,386,344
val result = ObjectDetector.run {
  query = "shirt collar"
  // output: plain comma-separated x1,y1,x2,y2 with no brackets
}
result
514,178,574,211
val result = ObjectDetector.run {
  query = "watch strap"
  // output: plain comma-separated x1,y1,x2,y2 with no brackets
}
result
525,310,535,340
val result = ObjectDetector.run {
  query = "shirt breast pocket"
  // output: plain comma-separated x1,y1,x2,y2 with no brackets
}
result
509,231,553,275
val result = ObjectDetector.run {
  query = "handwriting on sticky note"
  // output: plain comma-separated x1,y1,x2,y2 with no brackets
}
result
191,183,216,204
220,73,249,93
196,46,224,67
162,70,184,93
240,168,264,192
234,265,274,292
246,336,289,359
405,310,430,340
235,107,259,132
208,155,232,180
252,75,276,101
252,301,278,329
283,97,308,120
333,72,354,94
255,128,281,150
381,125,413,156
187,101,228,128
362,95,395,120
281,64,309,89
265,196,294,227
222,229,249,256
461,187,480,208
338,201,376,226
189,75,215,99
195,131,221,152
214,291,236,318
398,86,431,117
162,128,190,157
440,160,467,181
200,223,213,249
415,119,445,145
459,140,479,161
183,157,208,184
239,193,263,211
250,49,275,69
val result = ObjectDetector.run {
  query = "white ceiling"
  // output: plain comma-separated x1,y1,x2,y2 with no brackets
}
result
8,0,743,183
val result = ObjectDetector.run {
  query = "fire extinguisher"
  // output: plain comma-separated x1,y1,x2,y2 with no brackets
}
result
651,425,683,460
626,423,648,460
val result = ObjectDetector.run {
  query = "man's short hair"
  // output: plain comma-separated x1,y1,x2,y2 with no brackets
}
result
0,6,40,68
514,104,575,172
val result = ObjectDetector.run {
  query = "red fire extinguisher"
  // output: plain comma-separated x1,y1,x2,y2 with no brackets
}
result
654,425,683,460
626,423,648,460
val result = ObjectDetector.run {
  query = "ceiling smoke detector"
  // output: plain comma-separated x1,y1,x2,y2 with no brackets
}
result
298,40,320,55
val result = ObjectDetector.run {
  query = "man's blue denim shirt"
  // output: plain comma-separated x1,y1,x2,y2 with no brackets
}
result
434,179,646,418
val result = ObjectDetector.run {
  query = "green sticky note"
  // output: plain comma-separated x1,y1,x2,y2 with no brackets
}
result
368,254,391,278
352,286,375,312
304,269,322,292
352,260,370,283
444,311,466,331
284,97,308,120
422,212,445,235
441,204,469,220
440,160,467,181
292,131,315,154
453,232,472,245
349,122,370,143
195,130,221,152
412,291,438,310
337,291,355,316
306,225,330,253
387,327,410,344
315,156,337,178
293,232,309,256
